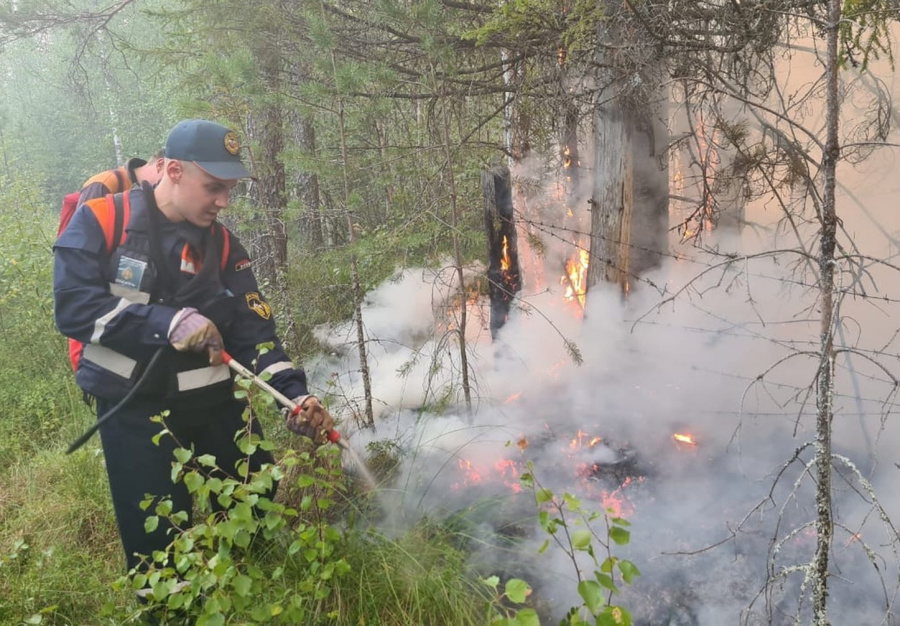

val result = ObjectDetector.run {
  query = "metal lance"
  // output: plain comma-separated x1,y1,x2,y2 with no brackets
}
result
221,351,343,446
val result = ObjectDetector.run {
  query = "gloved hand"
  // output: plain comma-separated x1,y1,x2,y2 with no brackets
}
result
168,307,224,366
283,395,335,445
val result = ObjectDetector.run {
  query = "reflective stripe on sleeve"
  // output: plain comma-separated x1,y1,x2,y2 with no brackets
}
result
177,365,231,392
81,344,138,379
109,283,150,304
90,298,134,343
261,361,293,377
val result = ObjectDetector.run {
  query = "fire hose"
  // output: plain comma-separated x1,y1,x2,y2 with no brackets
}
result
66,348,341,454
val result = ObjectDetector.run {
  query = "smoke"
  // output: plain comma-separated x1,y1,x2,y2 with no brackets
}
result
304,46,900,626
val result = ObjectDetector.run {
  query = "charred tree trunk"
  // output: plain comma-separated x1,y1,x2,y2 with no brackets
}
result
627,90,668,276
483,166,521,339
558,45,581,201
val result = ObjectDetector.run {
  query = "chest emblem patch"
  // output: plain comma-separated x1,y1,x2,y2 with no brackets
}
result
115,256,147,289
246,292,272,320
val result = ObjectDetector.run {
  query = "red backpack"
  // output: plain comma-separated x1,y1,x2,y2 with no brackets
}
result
58,167,126,238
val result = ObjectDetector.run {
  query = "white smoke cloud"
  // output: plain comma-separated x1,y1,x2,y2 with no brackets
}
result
305,44,900,626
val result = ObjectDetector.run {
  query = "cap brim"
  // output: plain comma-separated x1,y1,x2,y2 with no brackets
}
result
194,160,252,180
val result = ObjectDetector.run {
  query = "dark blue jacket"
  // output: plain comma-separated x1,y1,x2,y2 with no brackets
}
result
53,185,309,403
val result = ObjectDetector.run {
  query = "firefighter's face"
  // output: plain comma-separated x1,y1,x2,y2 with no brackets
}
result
170,161,237,227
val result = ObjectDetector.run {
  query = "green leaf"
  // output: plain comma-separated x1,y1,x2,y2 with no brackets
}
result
535,488,553,504
173,448,192,464
512,608,540,625
609,527,630,546
197,454,217,467
184,471,204,493
617,560,641,585
232,574,253,596
563,492,581,511
504,578,531,604
598,605,632,625
571,529,592,551
595,572,617,592
144,516,159,533
610,517,630,527
577,580,604,614
482,575,500,589
600,556,617,573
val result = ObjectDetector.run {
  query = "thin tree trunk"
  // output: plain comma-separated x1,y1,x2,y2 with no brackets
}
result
813,1,840,623
436,68,472,412
331,50,374,428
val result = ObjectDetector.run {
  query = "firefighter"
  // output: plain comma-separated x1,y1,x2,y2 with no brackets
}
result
61,152,165,372
78,151,165,204
52,119,334,578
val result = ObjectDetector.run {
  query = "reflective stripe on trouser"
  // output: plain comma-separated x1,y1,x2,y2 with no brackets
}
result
96,396,276,573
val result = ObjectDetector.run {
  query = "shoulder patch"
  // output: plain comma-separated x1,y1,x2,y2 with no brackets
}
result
235,259,251,272
246,292,272,320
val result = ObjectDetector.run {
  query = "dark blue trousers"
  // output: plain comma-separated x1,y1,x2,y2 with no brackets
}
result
96,395,275,573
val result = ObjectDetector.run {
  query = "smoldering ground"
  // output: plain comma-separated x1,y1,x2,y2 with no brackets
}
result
308,223,900,624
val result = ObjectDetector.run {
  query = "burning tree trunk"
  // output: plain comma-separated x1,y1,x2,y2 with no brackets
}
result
482,166,521,339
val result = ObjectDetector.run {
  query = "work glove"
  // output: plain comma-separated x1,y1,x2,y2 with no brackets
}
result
168,307,224,366
283,395,335,445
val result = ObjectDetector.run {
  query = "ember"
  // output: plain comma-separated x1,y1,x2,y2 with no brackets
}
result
673,433,697,446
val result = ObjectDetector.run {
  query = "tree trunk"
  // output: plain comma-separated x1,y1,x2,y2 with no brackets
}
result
626,71,668,277
588,81,632,292
483,166,521,339
813,1,841,623
289,110,324,253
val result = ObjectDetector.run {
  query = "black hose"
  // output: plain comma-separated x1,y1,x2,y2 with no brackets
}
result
65,348,168,454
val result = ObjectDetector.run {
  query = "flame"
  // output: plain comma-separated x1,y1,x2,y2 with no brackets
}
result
562,248,589,308
495,459,522,493
453,458,482,489
570,430,603,449
500,235,510,272
504,392,521,404
673,433,697,445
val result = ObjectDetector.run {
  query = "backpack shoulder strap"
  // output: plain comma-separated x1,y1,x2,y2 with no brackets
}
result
86,191,130,253
113,166,126,192
106,191,131,247
215,222,231,271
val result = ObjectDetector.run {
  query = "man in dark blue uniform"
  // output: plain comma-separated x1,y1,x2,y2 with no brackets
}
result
53,119,334,577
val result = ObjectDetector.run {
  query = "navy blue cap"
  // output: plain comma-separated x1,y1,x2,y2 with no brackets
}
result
164,119,251,180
